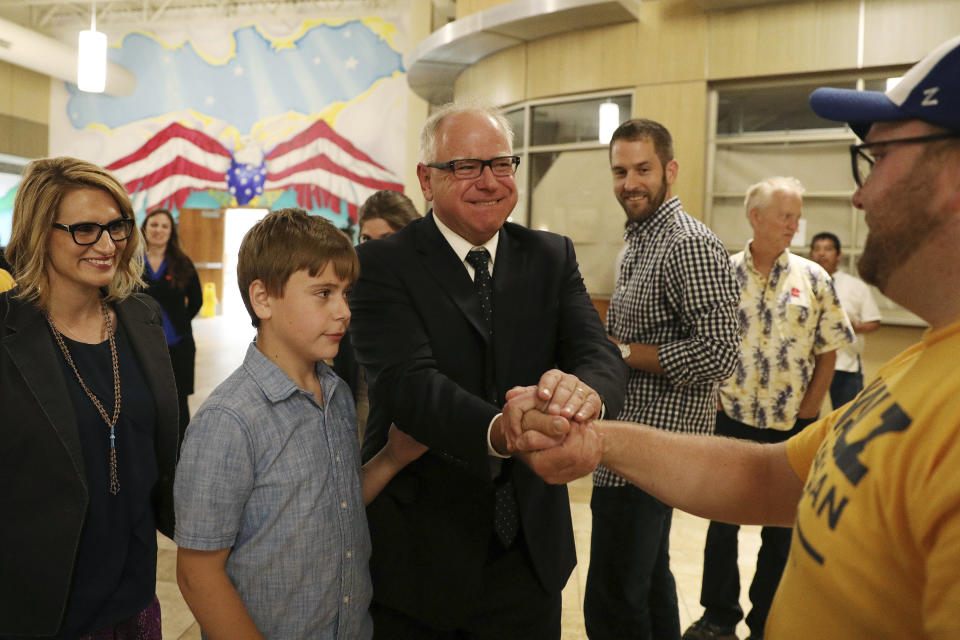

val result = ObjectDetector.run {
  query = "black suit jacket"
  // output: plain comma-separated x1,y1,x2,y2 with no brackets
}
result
350,214,626,628
0,292,179,637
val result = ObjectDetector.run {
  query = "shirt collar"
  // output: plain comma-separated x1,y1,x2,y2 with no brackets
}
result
624,195,681,242
743,240,791,274
242,341,341,405
433,211,499,274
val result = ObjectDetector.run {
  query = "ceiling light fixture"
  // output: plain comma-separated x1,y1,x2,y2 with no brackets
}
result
77,1,106,93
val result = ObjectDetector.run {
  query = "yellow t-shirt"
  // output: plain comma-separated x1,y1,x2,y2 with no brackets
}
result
0,268,14,293
771,319,960,639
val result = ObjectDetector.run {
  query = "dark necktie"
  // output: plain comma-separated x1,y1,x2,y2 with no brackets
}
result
465,248,493,332
466,248,519,547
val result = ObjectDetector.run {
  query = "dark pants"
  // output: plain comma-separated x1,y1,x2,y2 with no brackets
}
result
371,535,561,640
698,412,813,638
829,369,863,410
584,485,680,640
167,336,196,445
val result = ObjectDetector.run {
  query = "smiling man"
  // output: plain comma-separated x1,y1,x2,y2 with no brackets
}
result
584,119,741,640
348,103,627,638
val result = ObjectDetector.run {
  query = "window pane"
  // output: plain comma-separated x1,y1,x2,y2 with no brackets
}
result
717,82,857,134
529,148,624,295
505,109,525,150
531,95,631,146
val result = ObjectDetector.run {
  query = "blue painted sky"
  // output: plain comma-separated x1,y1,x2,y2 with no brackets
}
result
67,21,404,131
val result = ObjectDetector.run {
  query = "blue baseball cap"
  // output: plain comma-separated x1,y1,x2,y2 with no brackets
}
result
810,34,960,140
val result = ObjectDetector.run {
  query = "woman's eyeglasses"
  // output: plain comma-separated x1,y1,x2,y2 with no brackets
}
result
52,218,135,246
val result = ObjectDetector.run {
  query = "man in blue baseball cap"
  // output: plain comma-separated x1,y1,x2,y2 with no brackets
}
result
507,34,960,639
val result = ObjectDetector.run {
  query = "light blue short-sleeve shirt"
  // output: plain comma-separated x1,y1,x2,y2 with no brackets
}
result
174,342,372,640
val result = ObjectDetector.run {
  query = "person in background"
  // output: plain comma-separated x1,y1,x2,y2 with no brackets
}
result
141,208,203,443
357,190,421,243
0,157,179,639
334,189,420,437
809,231,882,408
584,119,740,640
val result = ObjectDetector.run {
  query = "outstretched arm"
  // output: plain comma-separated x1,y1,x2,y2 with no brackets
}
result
596,420,804,527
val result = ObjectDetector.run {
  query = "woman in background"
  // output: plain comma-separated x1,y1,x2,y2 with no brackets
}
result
335,190,420,438
141,209,202,442
0,157,178,639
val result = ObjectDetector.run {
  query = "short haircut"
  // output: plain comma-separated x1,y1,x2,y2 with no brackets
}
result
419,101,514,163
811,231,841,254
609,118,674,167
6,156,144,307
237,208,358,328
744,176,805,217
358,190,420,233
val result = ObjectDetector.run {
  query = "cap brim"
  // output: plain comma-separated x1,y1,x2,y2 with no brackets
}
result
809,87,904,140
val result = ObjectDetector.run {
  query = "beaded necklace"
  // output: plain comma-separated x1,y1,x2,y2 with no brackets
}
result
46,299,121,495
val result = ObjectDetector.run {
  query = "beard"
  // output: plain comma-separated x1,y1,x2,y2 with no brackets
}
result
858,155,950,291
619,174,669,222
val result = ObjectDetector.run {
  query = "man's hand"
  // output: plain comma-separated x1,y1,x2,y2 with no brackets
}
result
516,422,603,484
494,385,570,453
534,369,602,423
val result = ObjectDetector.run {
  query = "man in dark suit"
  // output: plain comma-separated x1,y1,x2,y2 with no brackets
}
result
349,103,627,638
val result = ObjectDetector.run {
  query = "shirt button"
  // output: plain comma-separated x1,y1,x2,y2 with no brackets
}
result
336,455,341,462
343,596,350,603
341,501,347,509
346,551,352,558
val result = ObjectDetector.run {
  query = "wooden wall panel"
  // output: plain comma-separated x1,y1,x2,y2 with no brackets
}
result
863,0,960,68
0,60,49,126
633,81,708,221
707,0,859,79
406,0,432,213
455,45,527,106
634,0,708,85
526,22,637,99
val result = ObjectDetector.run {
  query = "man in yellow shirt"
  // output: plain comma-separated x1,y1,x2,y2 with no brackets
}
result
507,33,960,640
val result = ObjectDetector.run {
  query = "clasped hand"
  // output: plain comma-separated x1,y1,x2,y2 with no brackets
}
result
499,369,604,484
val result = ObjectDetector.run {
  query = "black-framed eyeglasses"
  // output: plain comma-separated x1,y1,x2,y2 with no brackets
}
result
850,131,960,188
52,217,135,246
426,155,520,180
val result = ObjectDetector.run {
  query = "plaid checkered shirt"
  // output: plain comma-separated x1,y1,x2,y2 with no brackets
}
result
594,196,742,488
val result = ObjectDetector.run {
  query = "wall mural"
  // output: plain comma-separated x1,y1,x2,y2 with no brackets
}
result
40,15,409,233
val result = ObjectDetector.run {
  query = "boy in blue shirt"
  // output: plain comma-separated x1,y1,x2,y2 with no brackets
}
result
174,208,425,639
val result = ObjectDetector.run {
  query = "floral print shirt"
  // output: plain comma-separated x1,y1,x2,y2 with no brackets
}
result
719,242,854,430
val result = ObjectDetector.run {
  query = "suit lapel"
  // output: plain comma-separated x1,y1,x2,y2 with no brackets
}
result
415,213,491,343
3,299,87,487
491,227,527,396
115,296,179,463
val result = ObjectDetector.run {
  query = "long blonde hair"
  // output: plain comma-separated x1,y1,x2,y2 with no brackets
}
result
6,157,145,307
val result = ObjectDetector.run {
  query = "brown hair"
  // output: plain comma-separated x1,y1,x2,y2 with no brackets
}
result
6,156,144,307
358,190,420,239
609,118,674,168
141,208,196,289
237,207,358,328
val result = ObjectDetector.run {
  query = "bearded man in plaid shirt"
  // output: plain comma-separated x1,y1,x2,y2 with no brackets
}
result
584,119,741,640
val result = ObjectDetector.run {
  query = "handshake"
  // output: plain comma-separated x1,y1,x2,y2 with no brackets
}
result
491,369,606,485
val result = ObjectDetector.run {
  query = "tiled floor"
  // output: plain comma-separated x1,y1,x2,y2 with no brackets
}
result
159,314,762,639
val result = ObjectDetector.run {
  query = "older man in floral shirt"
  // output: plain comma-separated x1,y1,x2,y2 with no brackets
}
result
684,176,853,640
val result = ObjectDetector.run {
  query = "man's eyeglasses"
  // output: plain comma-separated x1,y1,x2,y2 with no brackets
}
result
426,155,520,180
52,217,135,246
850,131,960,188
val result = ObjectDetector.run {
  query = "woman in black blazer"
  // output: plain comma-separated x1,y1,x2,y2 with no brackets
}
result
141,208,202,442
0,157,179,639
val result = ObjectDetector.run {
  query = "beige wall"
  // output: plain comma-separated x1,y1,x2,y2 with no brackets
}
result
449,0,960,222
0,59,49,158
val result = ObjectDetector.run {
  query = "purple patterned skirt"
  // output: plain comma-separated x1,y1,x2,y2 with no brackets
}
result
79,596,162,640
